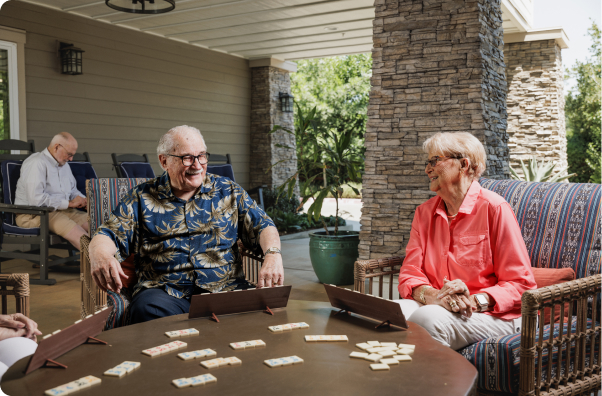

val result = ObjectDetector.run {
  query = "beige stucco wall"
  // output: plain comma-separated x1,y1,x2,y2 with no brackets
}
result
0,1,253,186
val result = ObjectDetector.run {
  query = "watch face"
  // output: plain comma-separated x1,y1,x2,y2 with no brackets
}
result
475,294,487,305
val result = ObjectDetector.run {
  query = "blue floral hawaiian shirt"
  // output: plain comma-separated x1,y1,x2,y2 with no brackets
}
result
94,172,275,298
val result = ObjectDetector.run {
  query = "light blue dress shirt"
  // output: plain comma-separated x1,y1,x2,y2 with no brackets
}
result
15,148,84,210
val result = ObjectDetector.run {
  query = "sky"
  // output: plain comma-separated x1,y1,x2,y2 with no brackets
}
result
533,0,601,91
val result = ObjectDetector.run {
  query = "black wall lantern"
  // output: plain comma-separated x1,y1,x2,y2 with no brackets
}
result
279,92,294,113
58,42,84,75
105,0,175,14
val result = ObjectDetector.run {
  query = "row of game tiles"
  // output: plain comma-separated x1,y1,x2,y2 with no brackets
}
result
166,323,310,339
42,308,109,340
141,339,265,358
44,376,101,396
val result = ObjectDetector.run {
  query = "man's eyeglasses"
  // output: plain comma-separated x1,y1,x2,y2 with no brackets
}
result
425,155,463,168
167,153,210,166
58,144,75,158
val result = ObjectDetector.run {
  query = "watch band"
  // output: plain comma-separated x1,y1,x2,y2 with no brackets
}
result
264,247,281,255
475,293,489,312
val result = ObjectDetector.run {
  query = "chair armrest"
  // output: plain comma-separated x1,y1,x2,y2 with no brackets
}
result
354,256,405,299
0,273,30,317
0,203,55,215
80,234,107,318
247,185,267,210
519,273,601,396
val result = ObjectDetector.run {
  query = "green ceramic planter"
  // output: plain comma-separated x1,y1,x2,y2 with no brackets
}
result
308,231,360,285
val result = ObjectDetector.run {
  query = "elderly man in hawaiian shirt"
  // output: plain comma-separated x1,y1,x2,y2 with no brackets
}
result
89,125,284,324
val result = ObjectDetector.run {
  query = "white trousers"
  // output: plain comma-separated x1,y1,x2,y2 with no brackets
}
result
0,337,37,381
396,299,521,351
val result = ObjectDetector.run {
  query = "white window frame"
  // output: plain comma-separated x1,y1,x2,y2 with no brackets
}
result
0,39,19,140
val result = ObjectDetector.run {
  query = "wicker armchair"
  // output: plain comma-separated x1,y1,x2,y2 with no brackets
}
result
354,178,601,396
0,273,30,316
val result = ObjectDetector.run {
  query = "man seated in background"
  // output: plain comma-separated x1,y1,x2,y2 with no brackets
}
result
15,132,88,251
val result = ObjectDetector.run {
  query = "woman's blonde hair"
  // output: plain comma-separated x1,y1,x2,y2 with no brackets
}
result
423,132,486,178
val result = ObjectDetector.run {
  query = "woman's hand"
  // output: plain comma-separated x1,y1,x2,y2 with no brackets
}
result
437,278,470,299
0,314,41,341
437,293,476,319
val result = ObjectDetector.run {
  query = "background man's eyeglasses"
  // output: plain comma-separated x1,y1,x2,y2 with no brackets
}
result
167,153,210,166
424,156,463,168
58,144,75,158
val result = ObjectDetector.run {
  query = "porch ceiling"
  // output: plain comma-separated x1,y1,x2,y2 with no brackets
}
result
20,0,526,61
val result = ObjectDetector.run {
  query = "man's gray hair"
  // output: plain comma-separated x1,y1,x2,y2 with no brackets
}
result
49,132,75,146
157,125,207,158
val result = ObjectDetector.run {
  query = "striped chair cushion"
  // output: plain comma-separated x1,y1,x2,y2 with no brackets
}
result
87,178,151,235
459,318,598,394
479,179,601,279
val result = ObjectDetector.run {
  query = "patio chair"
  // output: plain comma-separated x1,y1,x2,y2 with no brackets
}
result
111,153,155,178
354,178,601,396
67,152,97,197
0,272,29,316
0,160,80,285
207,154,265,210
80,178,265,329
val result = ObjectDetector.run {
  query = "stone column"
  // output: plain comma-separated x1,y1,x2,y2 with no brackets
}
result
360,0,509,260
249,59,298,191
504,38,567,174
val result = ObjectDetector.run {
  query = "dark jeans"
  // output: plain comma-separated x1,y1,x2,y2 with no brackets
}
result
129,280,254,324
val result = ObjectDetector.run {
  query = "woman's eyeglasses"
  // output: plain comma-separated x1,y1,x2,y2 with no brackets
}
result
425,156,463,168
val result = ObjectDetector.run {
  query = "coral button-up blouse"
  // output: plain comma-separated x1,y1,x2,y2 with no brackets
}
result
398,180,537,320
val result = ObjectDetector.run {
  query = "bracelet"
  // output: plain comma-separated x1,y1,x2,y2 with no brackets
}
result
419,285,431,305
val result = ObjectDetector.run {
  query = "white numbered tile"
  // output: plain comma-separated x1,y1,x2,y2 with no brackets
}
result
264,359,282,368
118,361,141,373
380,358,399,365
189,376,206,387
216,358,229,367
243,341,256,349
200,360,220,369
44,387,69,396
269,325,283,333
379,350,396,358
73,378,91,389
230,342,245,350
142,348,161,357
370,363,390,371
203,349,217,358
42,334,52,340
364,354,383,363
282,324,292,331
198,374,217,384
298,322,310,329
397,343,415,350
165,331,179,338
394,355,412,362
85,315,93,319
289,323,300,330
396,348,414,355
172,341,187,349
187,328,200,336
366,347,383,354
104,367,127,378
367,341,381,347
81,376,102,386
279,357,294,366
178,352,197,361
74,319,82,325
356,342,371,351
289,356,304,365
224,357,242,366
304,335,319,342
350,352,369,359
52,330,61,335
172,378,193,388
253,339,266,347
380,342,398,348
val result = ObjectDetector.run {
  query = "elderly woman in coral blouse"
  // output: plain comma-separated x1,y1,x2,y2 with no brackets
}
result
396,132,537,350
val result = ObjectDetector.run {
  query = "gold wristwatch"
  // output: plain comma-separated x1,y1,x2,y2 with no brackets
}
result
264,247,281,255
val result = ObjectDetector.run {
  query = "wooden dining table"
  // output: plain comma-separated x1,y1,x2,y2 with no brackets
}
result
3,300,477,395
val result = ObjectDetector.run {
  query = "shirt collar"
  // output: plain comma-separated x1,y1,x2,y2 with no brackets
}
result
42,148,60,167
434,179,481,218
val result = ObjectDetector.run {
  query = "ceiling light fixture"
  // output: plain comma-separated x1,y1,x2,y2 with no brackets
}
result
105,0,175,14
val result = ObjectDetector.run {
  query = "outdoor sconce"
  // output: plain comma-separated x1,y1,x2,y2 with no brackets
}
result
105,0,175,14
58,42,84,75
279,92,294,113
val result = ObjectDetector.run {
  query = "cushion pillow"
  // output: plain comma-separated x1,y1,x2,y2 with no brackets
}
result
531,267,575,324
120,254,137,289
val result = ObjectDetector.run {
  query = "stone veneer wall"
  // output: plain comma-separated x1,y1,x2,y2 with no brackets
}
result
359,0,509,260
504,40,567,173
250,66,297,190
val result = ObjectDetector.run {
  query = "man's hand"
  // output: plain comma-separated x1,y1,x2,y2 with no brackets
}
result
69,196,87,209
257,253,284,288
89,235,127,293
0,313,42,341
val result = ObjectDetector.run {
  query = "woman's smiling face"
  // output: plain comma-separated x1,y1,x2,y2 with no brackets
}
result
425,152,461,194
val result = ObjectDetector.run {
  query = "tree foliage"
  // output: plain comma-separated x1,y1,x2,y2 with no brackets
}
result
566,21,601,183
290,54,371,183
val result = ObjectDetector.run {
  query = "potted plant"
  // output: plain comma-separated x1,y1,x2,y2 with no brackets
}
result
269,105,363,285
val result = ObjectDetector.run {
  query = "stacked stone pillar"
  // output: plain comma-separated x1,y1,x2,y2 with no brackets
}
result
249,65,297,191
504,40,567,173
360,0,509,260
